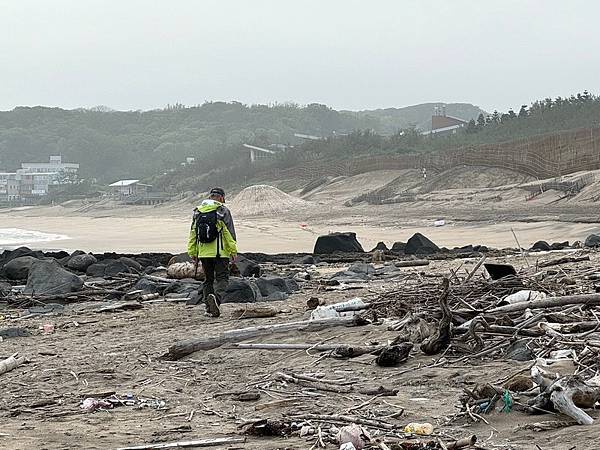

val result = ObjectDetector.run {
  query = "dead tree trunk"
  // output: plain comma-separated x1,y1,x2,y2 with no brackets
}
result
420,278,451,355
163,317,363,360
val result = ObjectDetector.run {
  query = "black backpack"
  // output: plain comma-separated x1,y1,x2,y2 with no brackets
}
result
194,210,219,243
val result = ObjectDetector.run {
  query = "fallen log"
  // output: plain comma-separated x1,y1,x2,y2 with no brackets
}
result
117,437,246,450
231,305,279,320
0,353,25,376
394,260,429,268
288,413,396,430
96,301,143,313
163,316,364,360
228,343,384,357
487,293,600,314
539,255,590,268
275,372,398,396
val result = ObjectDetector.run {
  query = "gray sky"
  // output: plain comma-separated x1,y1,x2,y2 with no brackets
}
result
1,0,598,112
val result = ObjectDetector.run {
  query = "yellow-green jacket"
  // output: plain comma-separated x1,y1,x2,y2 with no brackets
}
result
188,200,237,258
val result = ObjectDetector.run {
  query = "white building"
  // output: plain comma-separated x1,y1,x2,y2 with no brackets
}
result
20,155,79,176
109,179,151,197
0,173,19,201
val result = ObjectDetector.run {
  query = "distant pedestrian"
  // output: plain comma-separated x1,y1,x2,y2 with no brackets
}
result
188,187,237,317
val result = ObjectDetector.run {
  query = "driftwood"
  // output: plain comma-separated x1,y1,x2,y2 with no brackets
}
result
288,413,396,430
375,343,413,367
96,301,143,313
420,278,451,355
487,293,600,314
464,255,487,283
529,375,600,425
230,306,279,320
229,343,384,357
447,435,477,449
275,372,398,396
539,255,590,268
0,353,25,376
117,437,246,450
394,260,429,268
163,316,364,360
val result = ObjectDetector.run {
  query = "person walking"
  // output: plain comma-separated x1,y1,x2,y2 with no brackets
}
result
188,187,237,317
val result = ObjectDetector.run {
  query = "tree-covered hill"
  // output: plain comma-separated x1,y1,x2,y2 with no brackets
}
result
0,101,486,182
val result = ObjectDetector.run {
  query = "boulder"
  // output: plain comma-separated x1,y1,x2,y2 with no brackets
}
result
405,233,440,255
118,257,143,272
133,277,164,294
1,247,43,265
530,241,551,252
255,276,299,298
86,263,108,277
164,282,198,296
104,260,131,277
313,232,364,254
44,250,70,260
299,255,316,265
347,263,376,275
3,256,39,280
221,278,261,303
585,234,600,248
235,255,261,277
168,253,193,265
67,254,97,272
371,242,389,252
70,250,86,257
391,242,406,253
24,260,83,295
550,241,570,250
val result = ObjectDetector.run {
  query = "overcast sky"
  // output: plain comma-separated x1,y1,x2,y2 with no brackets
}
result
1,0,598,113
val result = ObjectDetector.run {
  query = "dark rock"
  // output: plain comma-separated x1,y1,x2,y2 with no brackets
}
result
371,242,389,252
375,343,413,367
168,252,193,265
264,292,289,301
530,241,551,252
164,282,198,296
185,291,201,305
3,256,39,280
473,245,489,252
391,242,406,253
222,278,261,303
484,263,517,280
314,232,364,254
0,327,31,339
405,233,440,255
135,257,154,268
255,276,298,298
347,263,376,275
550,241,570,250
24,260,83,295
144,266,157,274
236,255,261,277
300,255,315,265
70,250,86,257
118,257,142,272
505,340,535,361
86,263,107,277
44,251,70,260
67,254,98,272
104,260,131,277
585,234,600,247
1,247,43,265
133,277,163,294
453,245,474,253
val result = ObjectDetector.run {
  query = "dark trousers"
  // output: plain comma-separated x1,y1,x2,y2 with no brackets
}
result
200,258,229,304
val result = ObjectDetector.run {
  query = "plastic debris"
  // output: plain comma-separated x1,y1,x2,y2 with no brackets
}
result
403,422,434,435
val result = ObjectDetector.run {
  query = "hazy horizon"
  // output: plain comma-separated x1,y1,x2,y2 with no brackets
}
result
2,0,598,114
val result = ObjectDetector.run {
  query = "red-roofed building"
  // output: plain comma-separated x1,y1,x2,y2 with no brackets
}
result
421,106,468,137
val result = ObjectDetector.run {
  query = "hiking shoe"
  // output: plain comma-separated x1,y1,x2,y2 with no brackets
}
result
205,294,221,318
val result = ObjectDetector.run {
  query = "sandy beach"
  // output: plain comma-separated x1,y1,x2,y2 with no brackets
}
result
1,212,598,254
